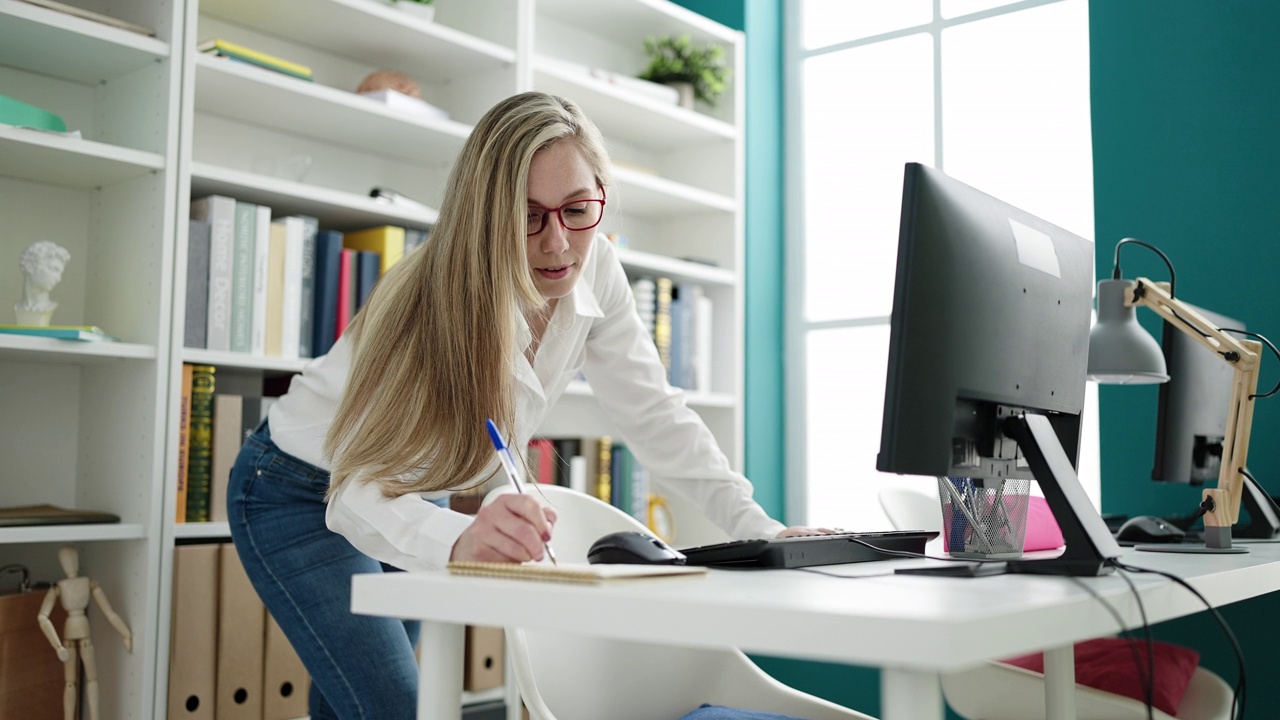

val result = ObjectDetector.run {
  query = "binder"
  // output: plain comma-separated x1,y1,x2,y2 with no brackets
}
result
261,612,309,720
0,589,69,720
464,625,504,692
168,544,219,720
216,544,265,720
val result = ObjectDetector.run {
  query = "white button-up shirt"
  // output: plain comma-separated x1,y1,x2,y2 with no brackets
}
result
267,235,784,571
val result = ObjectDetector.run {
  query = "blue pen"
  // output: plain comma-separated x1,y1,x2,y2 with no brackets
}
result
486,419,558,565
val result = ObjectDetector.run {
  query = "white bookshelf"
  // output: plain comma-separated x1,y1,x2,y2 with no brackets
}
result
2,0,744,717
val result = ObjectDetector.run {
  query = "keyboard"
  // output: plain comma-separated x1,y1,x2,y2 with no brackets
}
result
677,530,939,569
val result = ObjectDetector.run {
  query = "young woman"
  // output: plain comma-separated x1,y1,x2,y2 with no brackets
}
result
227,91,825,720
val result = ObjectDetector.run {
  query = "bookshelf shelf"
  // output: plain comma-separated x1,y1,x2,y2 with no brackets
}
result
183,348,310,373
613,165,735,216
615,248,737,287
0,523,147,544
537,0,738,46
0,127,166,188
174,521,232,539
535,60,736,148
191,162,438,231
198,0,515,82
0,0,169,83
194,55,473,164
0,335,158,362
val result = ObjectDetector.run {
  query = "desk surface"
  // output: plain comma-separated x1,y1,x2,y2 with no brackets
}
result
353,544,1280,672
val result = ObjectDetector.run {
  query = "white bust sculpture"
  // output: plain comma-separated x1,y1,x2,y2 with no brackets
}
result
15,240,70,326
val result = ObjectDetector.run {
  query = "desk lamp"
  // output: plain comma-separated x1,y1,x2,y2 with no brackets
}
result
1088,238,1263,553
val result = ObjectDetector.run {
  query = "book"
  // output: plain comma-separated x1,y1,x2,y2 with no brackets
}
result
250,205,271,356
191,195,236,353
355,250,380,310
230,200,258,353
185,219,211,349
336,248,356,338
0,504,120,526
343,226,405,275
312,229,345,357
175,363,194,523
265,222,287,357
0,325,116,342
209,394,243,523
185,364,217,523
294,216,319,359
196,38,313,81
279,216,306,359
446,561,706,584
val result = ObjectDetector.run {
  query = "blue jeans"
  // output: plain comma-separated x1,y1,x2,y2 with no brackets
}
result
228,421,427,720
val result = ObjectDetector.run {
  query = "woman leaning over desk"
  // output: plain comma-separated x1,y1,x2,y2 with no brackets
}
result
226,91,826,720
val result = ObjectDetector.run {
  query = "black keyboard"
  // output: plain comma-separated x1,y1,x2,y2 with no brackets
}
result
677,530,939,569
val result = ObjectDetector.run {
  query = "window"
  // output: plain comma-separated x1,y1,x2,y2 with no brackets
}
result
786,0,1098,529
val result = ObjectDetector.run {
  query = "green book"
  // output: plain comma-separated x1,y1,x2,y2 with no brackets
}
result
0,325,117,342
185,364,217,523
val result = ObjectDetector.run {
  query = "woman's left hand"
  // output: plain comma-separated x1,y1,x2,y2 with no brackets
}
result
776,526,840,538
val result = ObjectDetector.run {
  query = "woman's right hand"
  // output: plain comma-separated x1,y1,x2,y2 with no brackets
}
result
450,494,558,563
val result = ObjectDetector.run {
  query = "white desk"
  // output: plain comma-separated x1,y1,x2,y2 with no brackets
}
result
352,545,1280,720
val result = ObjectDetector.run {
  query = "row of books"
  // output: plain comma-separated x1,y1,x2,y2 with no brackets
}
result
169,542,309,720
197,38,313,82
526,437,653,531
187,194,427,360
630,276,713,393
176,364,278,524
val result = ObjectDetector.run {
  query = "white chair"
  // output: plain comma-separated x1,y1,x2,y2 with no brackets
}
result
876,488,1235,720
483,483,877,720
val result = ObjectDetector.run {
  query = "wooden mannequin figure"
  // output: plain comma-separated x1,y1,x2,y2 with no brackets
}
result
36,545,133,720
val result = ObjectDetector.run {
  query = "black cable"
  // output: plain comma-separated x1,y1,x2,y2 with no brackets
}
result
1219,328,1280,399
1111,560,1247,720
1112,238,1177,296
1067,577,1160,720
1110,567,1157,720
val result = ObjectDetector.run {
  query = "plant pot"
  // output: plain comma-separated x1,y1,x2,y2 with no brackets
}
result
667,82,695,110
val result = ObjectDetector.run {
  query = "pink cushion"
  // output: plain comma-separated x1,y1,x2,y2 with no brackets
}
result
1001,637,1201,716
1023,496,1065,551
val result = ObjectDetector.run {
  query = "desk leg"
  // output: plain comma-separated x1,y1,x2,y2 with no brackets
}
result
881,668,943,720
418,620,465,720
1043,644,1076,720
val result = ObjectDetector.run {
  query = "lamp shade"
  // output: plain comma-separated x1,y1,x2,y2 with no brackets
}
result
1087,279,1170,384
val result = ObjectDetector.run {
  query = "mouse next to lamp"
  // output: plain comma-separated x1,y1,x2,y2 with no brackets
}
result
588,531,687,565
1115,515,1187,544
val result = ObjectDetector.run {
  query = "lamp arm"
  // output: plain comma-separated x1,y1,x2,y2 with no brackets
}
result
1126,279,1263,537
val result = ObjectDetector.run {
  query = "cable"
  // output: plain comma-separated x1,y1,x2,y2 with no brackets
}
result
1110,560,1247,720
1218,328,1280,399
1110,567,1157,720
1067,577,1160,720
1112,238,1177,296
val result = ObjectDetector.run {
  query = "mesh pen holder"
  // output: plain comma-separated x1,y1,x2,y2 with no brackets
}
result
937,476,1031,559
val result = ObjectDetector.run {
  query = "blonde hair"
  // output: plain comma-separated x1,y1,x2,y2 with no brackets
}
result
325,92,613,498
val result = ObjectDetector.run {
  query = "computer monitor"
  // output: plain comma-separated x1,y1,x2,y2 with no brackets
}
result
876,163,1123,576
1152,309,1280,537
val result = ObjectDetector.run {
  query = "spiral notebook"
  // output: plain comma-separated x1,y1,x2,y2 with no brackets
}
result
447,561,706,584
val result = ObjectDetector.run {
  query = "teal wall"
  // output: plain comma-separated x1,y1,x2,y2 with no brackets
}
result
1092,3,1280,717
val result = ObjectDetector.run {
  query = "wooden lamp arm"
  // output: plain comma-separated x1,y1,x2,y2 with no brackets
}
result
1126,279,1262,531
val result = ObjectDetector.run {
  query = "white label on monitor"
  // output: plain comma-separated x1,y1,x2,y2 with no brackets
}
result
1010,219,1060,278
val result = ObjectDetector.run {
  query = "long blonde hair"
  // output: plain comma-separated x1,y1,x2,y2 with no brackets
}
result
325,92,613,498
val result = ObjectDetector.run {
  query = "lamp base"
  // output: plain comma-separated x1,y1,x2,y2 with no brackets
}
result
1135,544,1248,554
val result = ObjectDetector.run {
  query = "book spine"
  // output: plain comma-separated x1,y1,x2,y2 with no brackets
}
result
185,365,217,523
280,218,304,359
210,394,243,523
191,196,236,353
265,222,287,356
695,294,714,393
596,436,612,505
203,39,313,77
654,277,673,373
296,216,318,358
250,205,272,356
175,363,193,522
336,249,356,337
312,230,344,357
356,250,380,310
230,201,257,353
185,219,211,349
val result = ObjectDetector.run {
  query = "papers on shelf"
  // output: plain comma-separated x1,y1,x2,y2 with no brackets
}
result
358,89,450,120
537,56,680,107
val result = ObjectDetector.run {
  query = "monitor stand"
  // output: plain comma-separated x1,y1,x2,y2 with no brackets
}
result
1001,413,1123,577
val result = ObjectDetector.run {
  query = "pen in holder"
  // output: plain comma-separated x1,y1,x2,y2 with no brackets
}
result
937,476,1031,559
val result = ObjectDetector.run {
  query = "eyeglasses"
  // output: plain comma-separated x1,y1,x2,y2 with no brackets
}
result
526,187,607,236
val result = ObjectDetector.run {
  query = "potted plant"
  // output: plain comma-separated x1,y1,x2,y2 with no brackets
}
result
638,35,729,110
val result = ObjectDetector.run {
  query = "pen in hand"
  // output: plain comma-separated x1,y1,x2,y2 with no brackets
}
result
485,419,558,565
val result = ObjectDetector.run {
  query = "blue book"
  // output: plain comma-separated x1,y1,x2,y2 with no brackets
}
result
0,325,117,342
311,230,344,357
356,250,380,310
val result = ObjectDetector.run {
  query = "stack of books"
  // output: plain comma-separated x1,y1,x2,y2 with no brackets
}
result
197,39,313,82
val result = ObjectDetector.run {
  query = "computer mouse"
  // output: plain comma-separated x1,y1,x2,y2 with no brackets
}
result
587,531,687,565
1115,515,1186,544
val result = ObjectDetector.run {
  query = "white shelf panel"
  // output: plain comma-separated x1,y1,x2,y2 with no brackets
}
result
0,523,146,544
0,0,169,83
192,163,437,231
174,521,231,540
563,379,734,409
461,687,506,706
615,248,735,287
0,126,165,188
537,0,739,45
612,165,734,217
183,348,310,373
535,61,735,150
199,0,514,82
0,334,157,363
195,55,472,165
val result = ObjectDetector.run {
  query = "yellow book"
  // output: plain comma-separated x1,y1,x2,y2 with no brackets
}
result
447,561,706,585
196,38,313,79
343,226,406,275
